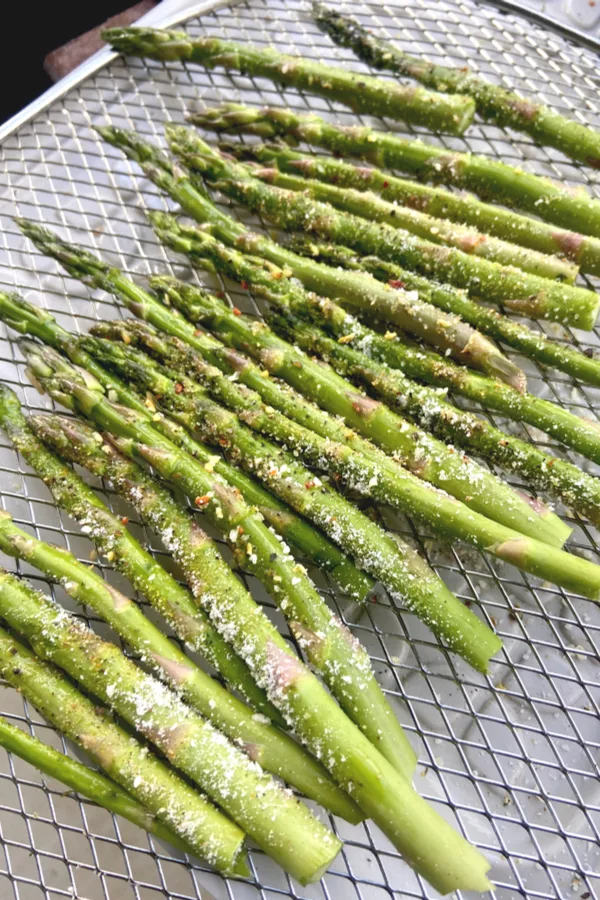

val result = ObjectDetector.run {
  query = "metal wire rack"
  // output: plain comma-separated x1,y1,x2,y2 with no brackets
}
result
1,0,600,897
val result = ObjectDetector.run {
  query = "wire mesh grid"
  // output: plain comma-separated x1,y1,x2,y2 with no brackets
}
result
0,0,600,897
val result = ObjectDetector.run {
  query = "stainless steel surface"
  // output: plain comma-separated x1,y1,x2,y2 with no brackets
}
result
1,0,600,897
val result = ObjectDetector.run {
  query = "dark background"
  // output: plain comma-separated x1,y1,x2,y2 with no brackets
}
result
1,4,136,124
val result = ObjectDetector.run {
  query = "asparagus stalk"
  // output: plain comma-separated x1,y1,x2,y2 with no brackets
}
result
0,393,360,822
102,26,475,134
0,587,248,875
90,318,600,529
145,233,570,549
0,285,372,605
83,333,600,601
0,558,341,884
21,339,419,779
191,103,600,238
0,381,277,721
0,715,203,855
236,154,578,283
29,417,494,895
285,236,600,388
79,332,506,659
313,2,600,169
221,140,600,278
168,128,599,330
95,125,523,389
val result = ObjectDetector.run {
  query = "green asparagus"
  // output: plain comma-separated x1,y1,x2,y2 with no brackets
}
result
0,557,341,884
21,339,418,779
103,26,476,133
0,715,203,854
145,233,571,549
0,587,248,875
191,103,600,237
221,140,600,277
285,236,600,387
79,332,508,659
237,153,578,282
168,127,599,329
83,333,600,601
0,285,372,604
224,254,600,465
96,125,525,389
313,2,600,169
30,415,494,895
0,394,361,821
91,316,600,528
0,381,278,720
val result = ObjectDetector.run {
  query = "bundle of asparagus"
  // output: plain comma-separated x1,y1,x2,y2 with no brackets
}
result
191,103,600,237
227,151,579,283
144,218,575,545
80,331,600,601
313,3,600,169
17,219,564,548
0,560,343,884
0,387,361,821
167,128,600,329
102,26,476,133
0,584,249,875
95,126,525,388
221,141,600,278
0,291,373,605
26,417,493,894
89,314,600,527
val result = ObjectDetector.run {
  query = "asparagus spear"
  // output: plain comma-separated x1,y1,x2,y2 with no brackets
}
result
102,26,475,134
83,333,600,601
145,230,570,549
79,332,506,658
0,558,342,884
191,103,600,238
0,381,277,720
235,154,578,283
91,317,600,529
285,236,600,388
0,393,361,822
0,715,203,855
96,125,523,389
21,339,418,778
0,587,248,875
0,287,372,604
221,140,600,278
168,128,599,330
29,418,494,895
313,2,600,169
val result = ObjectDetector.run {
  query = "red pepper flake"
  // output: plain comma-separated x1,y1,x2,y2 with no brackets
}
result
547,459,556,468
121,517,129,525
388,279,405,289
240,281,249,290
233,307,242,316
305,480,315,489
194,329,204,337
195,495,211,508
272,271,283,280
382,181,389,189
269,468,279,476
215,291,226,300
175,383,184,394
218,437,229,447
